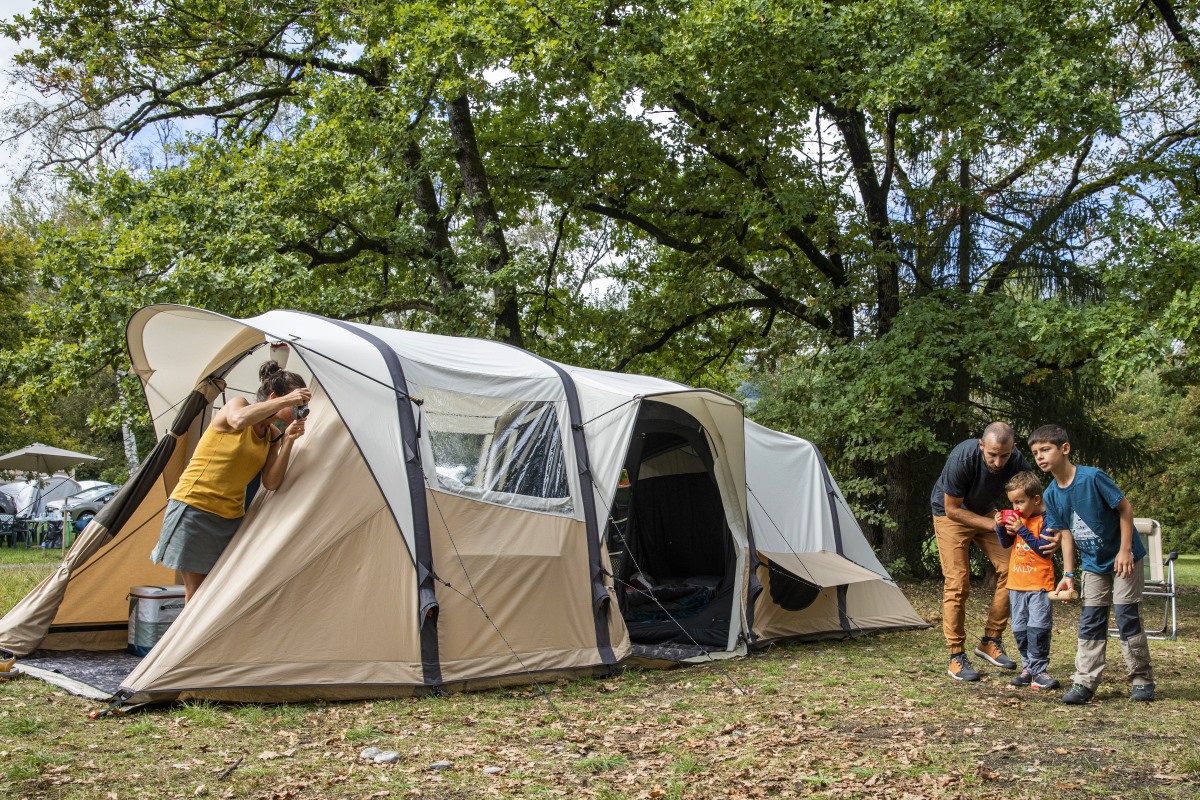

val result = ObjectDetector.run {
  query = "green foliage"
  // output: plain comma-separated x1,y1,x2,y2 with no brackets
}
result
1105,375,1200,553
2,0,1199,572
0,222,146,478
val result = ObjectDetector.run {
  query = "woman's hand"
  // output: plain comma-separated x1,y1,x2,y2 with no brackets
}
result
281,387,311,408
281,417,306,442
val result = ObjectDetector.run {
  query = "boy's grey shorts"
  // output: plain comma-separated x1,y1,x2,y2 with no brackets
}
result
1009,589,1053,630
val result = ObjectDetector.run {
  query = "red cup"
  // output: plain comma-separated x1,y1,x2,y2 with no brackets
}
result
1000,509,1021,525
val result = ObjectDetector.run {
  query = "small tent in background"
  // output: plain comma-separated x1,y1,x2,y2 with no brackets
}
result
0,476,82,520
0,305,925,704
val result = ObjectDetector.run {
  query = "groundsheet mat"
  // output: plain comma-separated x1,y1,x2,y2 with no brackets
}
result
15,649,143,700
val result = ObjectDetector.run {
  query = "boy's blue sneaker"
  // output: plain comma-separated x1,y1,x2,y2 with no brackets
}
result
948,652,981,682
974,636,1017,670
1131,683,1156,702
1010,668,1033,687
1031,672,1060,690
1062,683,1094,705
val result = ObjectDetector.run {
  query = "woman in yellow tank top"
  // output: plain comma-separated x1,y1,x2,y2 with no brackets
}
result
151,361,311,603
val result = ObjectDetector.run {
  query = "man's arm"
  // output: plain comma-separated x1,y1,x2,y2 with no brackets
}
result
944,494,997,532
1113,497,1136,579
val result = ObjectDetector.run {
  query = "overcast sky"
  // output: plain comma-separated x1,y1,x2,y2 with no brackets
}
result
1,0,41,197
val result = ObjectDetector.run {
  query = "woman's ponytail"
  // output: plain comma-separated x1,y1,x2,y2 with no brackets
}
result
256,361,306,401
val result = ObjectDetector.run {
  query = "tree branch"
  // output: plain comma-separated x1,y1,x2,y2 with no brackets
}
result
613,299,774,371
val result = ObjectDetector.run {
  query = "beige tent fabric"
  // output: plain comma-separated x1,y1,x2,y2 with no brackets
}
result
843,580,929,633
163,664,621,703
752,577,843,640
0,536,111,656
122,388,427,701
429,491,629,683
128,307,265,437
751,564,927,641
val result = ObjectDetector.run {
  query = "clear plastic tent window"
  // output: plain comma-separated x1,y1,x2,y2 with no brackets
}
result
419,386,573,516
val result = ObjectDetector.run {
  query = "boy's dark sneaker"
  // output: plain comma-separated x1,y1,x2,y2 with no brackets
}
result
1031,672,1060,690
974,636,1017,670
1062,683,1094,705
1010,668,1033,687
948,652,981,682
1131,683,1156,702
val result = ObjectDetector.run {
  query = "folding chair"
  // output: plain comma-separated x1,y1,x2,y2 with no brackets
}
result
1109,518,1178,640
0,514,15,547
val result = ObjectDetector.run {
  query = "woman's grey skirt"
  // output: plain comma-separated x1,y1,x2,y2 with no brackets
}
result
150,499,243,573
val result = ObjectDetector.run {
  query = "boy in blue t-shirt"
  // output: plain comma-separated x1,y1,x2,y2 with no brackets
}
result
1029,424,1155,704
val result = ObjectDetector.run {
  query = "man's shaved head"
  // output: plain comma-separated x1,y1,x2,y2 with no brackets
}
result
982,421,1015,445
978,422,1017,474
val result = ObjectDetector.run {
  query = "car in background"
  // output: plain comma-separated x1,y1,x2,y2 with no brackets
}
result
46,483,121,532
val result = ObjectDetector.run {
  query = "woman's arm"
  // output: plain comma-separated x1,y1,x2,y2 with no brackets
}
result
260,417,307,490
213,388,311,433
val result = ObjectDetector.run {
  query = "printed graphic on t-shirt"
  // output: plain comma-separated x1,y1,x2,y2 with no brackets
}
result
1072,511,1101,554
1012,538,1037,566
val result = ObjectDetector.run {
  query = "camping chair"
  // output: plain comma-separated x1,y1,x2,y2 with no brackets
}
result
0,514,16,547
1,516,35,548
1109,518,1178,641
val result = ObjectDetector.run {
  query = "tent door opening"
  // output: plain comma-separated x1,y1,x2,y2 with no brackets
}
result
607,401,736,650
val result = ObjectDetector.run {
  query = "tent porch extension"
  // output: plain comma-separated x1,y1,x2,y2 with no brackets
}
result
0,305,925,703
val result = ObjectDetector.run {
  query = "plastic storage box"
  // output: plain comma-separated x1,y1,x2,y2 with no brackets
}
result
128,585,186,656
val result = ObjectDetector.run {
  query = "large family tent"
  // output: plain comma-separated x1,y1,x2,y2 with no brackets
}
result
0,305,925,704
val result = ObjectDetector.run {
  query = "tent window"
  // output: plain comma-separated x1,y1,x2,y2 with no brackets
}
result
420,388,572,515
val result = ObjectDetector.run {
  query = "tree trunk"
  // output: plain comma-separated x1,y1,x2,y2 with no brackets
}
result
445,93,524,347
852,456,883,553
401,141,462,297
957,156,971,292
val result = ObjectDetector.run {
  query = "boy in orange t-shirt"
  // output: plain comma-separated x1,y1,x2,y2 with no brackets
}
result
994,471,1061,690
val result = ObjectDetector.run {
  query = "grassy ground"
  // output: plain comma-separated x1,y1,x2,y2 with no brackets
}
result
0,546,62,613
1,555,1197,799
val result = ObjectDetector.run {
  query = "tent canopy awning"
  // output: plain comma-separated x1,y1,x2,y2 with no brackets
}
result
758,550,885,588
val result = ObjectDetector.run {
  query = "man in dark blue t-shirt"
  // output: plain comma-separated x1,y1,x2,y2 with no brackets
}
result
931,422,1032,681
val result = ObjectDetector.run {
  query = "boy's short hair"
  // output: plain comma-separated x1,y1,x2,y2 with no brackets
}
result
1005,471,1043,499
1028,424,1069,448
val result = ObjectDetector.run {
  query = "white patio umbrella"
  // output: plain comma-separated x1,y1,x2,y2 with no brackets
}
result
0,442,100,475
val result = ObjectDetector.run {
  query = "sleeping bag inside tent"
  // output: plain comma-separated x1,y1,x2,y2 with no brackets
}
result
0,304,926,704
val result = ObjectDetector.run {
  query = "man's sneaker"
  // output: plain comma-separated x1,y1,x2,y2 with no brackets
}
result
1010,668,1033,687
1031,672,1060,690
1062,683,1094,705
948,652,981,682
974,637,1017,670
1131,683,1156,702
